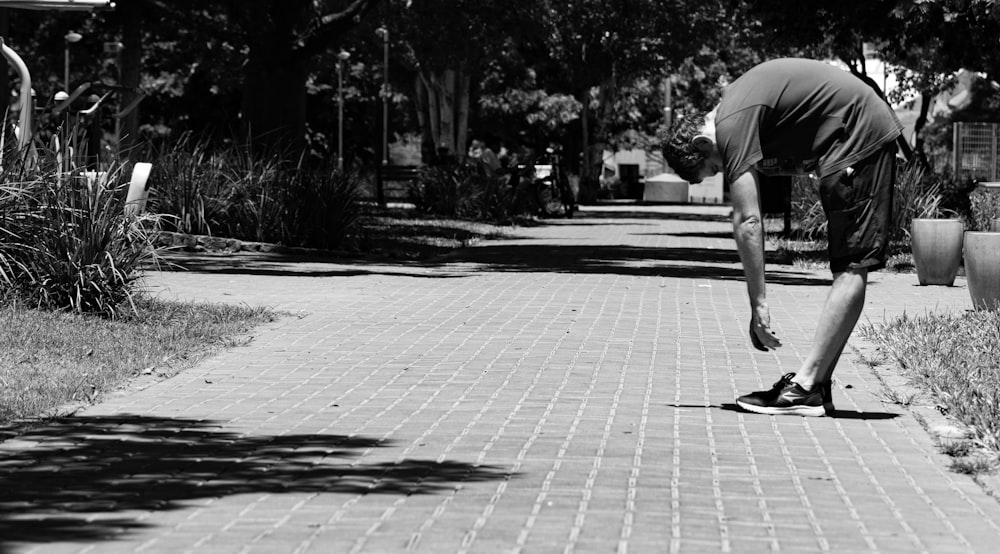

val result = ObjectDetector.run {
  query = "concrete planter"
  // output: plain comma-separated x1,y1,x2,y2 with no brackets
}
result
911,218,964,286
964,231,1000,310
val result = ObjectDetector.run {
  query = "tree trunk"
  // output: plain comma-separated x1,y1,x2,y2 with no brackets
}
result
415,67,470,163
413,75,436,162
242,40,308,154
913,91,932,169
594,78,617,175
119,0,142,158
240,2,310,155
579,88,592,179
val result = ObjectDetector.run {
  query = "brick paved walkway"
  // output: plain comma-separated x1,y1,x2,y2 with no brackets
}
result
4,204,998,553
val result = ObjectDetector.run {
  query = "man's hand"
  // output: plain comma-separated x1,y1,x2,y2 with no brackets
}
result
749,304,782,351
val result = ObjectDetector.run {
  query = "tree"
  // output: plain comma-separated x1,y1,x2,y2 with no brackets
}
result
393,0,523,162
744,0,1000,168
524,0,723,182
136,0,379,155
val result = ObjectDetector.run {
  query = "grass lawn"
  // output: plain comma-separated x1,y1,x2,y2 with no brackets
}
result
860,310,1000,473
0,297,280,430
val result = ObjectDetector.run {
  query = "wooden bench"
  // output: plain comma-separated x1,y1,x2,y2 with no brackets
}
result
371,164,421,204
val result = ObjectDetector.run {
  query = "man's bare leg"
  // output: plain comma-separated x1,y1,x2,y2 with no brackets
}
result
793,268,868,389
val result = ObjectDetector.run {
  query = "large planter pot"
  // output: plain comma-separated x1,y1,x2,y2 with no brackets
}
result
964,231,1000,310
911,218,965,286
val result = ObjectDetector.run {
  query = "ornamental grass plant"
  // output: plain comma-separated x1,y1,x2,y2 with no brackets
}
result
411,163,516,222
0,148,159,318
146,134,364,250
860,310,1000,454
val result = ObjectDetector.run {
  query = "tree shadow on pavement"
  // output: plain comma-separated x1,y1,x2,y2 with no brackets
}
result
0,415,513,546
154,242,824,285
577,208,731,222
431,244,828,286
154,253,469,278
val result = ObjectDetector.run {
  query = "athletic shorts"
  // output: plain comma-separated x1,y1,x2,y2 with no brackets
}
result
818,142,897,273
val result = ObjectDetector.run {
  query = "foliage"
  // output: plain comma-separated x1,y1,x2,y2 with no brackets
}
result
860,309,1000,452
789,176,827,241
787,161,947,244
410,163,514,221
277,165,365,250
0,297,278,424
0,150,158,318
893,160,946,239
146,136,363,249
969,186,1000,231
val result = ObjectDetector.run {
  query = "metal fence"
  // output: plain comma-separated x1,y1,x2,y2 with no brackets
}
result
954,122,1000,181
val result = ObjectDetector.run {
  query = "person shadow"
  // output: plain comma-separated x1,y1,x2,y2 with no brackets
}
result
718,402,899,419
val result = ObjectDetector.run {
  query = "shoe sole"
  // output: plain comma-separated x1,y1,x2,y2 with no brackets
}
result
736,400,826,417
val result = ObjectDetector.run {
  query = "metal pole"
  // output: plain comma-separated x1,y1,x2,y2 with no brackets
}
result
337,58,344,170
380,28,389,165
64,44,69,92
64,31,81,93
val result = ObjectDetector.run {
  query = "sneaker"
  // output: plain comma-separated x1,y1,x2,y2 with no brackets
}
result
736,373,825,416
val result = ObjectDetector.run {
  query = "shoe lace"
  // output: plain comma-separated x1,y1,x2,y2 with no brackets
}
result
772,372,797,389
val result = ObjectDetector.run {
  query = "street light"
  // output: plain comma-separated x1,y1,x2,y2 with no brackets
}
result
337,49,350,171
64,30,82,93
374,26,389,166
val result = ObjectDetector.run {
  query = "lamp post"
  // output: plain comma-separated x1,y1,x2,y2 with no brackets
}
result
375,26,389,166
337,49,350,171
64,30,82,93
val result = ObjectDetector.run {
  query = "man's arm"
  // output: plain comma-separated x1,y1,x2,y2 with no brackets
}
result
730,168,782,351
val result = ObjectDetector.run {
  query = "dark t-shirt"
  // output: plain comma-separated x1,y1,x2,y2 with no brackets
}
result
715,58,903,184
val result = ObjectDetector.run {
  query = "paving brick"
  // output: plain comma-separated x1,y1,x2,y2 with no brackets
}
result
3,205,998,553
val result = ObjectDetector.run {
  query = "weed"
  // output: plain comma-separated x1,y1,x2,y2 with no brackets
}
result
939,440,974,458
860,310,1000,451
875,387,920,407
950,457,995,475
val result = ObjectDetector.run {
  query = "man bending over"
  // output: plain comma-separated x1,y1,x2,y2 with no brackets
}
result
664,58,903,416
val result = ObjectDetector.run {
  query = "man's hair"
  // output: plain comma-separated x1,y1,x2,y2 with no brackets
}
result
662,111,709,183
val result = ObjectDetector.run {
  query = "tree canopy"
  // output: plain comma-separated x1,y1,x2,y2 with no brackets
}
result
2,0,999,168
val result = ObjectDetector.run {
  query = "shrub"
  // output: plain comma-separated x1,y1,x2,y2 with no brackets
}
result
892,159,945,241
0,153,159,318
790,175,825,240
411,163,513,221
277,165,364,250
145,135,230,237
789,161,947,244
147,135,363,249
969,185,1000,231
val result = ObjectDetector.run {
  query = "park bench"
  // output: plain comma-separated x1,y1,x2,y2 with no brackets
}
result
371,164,421,204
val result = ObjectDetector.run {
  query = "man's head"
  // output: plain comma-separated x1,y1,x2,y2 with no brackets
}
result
663,109,720,184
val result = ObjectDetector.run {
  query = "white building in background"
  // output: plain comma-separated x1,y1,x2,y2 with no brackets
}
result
601,148,724,204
